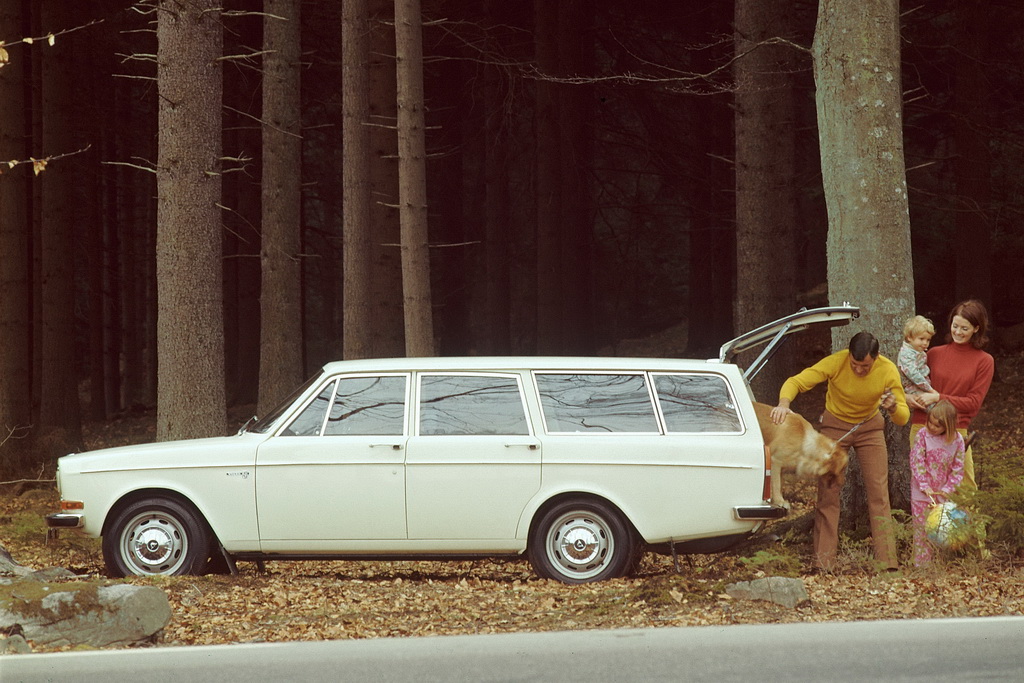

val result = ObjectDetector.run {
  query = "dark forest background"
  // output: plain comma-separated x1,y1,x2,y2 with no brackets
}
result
1,0,1022,475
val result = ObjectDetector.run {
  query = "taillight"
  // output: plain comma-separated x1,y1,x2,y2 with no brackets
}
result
762,444,772,501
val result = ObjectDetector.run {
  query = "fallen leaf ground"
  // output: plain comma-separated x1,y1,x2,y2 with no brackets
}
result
3,352,1023,653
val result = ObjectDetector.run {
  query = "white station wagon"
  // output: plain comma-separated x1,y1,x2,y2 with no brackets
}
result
47,306,858,583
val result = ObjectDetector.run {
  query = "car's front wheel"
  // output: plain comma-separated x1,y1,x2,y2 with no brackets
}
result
103,497,211,577
528,498,637,584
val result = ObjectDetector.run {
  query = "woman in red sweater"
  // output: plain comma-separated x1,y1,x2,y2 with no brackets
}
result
908,299,994,489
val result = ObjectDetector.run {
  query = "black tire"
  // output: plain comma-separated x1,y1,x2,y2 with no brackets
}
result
527,498,637,584
102,497,212,577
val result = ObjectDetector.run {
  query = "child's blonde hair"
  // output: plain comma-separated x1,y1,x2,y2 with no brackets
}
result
903,314,935,339
927,400,959,444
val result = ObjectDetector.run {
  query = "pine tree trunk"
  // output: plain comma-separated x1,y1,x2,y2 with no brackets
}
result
0,3,32,476
38,0,83,453
953,0,993,307
482,31,511,354
342,0,374,360
813,0,914,513
557,0,594,355
534,0,560,354
259,0,304,413
156,0,226,440
734,0,800,401
394,0,435,357
368,0,404,356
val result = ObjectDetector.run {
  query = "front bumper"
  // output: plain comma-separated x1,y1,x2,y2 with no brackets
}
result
46,513,84,529
733,504,788,521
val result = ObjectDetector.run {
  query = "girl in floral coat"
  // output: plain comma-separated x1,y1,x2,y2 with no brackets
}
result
909,400,965,566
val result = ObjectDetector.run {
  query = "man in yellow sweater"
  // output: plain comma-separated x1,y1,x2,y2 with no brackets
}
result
770,332,908,572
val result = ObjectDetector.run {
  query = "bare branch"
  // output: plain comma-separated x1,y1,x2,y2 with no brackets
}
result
224,105,302,140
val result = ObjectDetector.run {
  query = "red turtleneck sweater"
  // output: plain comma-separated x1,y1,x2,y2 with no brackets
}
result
913,342,994,429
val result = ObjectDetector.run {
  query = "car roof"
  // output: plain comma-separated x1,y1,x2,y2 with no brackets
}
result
318,356,724,375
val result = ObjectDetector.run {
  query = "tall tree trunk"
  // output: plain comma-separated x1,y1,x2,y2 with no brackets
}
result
394,0,434,357
813,0,913,513
534,0,560,354
342,0,374,360
557,0,594,355
734,0,800,401
952,0,993,310
0,2,31,476
259,0,304,413
368,0,404,356
482,40,511,354
38,0,83,453
156,0,226,440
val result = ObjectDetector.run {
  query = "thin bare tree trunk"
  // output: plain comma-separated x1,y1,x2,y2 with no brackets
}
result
368,0,404,356
534,0,560,354
394,0,434,357
259,0,304,413
953,0,993,308
0,1,31,476
156,0,226,440
38,0,82,452
342,0,374,360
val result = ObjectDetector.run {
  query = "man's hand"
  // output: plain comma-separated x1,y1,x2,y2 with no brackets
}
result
880,389,897,413
770,404,791,425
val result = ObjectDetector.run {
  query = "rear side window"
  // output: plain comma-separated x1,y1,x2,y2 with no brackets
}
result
418,374,529,435
653,373,741,433
535,373,659,433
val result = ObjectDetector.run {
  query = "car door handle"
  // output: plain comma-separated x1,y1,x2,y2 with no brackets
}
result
504,443,539,450
370,443,403,450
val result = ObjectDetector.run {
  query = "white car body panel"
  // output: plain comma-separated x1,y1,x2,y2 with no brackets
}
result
54,434,263,549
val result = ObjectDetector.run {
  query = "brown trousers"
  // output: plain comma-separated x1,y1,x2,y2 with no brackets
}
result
814,410,897,571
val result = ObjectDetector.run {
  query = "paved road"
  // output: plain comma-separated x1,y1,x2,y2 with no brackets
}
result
4,616,1023,682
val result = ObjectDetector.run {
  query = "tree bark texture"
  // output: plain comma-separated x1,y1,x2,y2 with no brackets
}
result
952,0,993,309
368,0,405,356
813,0,914,348
342,0,374,360
38,0,83,451
533,0,561,355
259,0,304,414
0,2,31,475
394,0,435,357
156,0,226,440
813,0,913,512
734,0,800,401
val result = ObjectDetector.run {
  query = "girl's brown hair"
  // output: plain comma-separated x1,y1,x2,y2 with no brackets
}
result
947,299,990,349
927,400,959,444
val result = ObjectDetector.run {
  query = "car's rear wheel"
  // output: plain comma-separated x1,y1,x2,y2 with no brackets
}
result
103,497,211,577
528,499,637,584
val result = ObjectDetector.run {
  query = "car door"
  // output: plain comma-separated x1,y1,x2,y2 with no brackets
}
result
254,374,410,551
405,372,541,543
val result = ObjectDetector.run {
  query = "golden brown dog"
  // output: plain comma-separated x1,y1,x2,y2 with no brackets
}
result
752,402,849,509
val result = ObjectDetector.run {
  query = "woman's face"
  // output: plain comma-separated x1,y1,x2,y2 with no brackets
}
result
950,314,978,346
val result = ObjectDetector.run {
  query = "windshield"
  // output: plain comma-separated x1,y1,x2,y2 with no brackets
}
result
245,371,325,434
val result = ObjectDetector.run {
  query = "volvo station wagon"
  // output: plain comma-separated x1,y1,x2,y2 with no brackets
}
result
47,305,858,583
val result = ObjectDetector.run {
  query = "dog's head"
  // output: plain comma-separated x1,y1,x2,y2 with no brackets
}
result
800,433,849,483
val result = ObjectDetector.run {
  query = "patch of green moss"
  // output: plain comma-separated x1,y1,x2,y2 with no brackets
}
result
0,579,111,621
